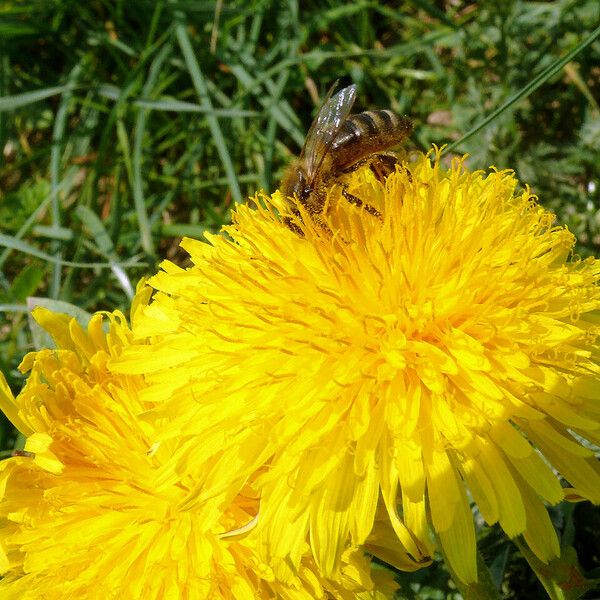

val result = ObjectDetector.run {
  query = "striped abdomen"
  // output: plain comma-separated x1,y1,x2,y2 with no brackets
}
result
331,109,412,170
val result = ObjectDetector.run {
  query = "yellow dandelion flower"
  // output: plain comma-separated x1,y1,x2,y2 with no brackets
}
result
0,308,390,599
115,150,600,584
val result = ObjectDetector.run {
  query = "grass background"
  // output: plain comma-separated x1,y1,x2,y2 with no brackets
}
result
1,1,599,597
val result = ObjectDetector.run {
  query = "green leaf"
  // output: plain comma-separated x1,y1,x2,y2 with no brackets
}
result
9,265,45,302
514,538,599,600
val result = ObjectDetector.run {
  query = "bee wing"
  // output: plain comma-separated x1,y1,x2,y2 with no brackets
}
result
301,83,357,183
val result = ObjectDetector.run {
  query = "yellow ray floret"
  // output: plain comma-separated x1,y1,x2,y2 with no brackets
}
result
114,149,600,584
0,308,388,598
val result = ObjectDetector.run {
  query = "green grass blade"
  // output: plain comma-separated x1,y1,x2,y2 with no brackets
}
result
444,24,600,155
0,234,145,269
0,85,73,112
30,225,73,241
134,99,258,116
7,265,44,302
49,63,84,298
174,19,243,202
0,304,29,313
75,206,115,255
96,84,258,115
406,0,458,28
0,179,71,271
229,64,304,147
261,67,295,191
246,28,455,90
76,204,135,299
131,44,174,257
159,223,212,238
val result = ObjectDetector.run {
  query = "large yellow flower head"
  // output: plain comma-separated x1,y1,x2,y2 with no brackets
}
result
0,308,388,598
116,150,600,584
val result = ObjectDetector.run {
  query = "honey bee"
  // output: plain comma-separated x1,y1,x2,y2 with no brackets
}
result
280,83,412,226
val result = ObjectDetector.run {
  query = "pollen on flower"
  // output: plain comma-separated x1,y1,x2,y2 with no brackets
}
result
113,149,600,585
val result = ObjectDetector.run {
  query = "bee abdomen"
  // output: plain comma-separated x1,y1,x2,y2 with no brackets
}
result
333,110,409,146
331,110,412,169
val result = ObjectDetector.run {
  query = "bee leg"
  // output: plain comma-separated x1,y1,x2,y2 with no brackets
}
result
340,156,375,175
283,215,305,236
370,154,413,183
339,153,397,176
282,206,332,237
341,153,412,183
341,185,381,218
369,153,400,181
280,203,305,236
